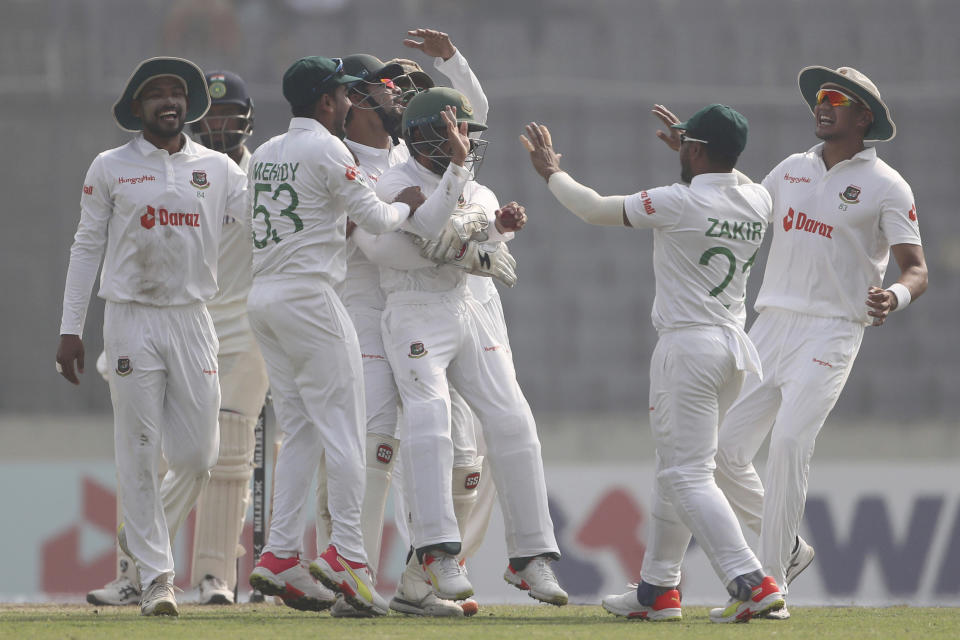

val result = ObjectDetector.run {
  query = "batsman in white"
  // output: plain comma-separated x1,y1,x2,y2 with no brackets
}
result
244,55,425,617
84,68,274,609
706,67,927,619
522,105,786,623
359,87,567,606
315,29,496,618
56,57,248,617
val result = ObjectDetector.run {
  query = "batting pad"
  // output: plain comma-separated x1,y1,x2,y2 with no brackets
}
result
452,457,483,543
362,433,398,579
192,410,256,587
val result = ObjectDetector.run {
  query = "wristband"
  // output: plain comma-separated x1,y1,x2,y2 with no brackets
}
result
886,283,911,311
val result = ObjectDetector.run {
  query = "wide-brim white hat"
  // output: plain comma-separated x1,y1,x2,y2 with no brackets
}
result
798,66,895,142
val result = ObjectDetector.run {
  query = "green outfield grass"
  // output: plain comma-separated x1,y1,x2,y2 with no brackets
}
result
2,603,959,639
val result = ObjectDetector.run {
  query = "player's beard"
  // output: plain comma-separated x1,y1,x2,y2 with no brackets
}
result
680,154,693,184
143,112,185,141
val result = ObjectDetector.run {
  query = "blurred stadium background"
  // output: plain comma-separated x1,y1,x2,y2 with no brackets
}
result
1,0,958,606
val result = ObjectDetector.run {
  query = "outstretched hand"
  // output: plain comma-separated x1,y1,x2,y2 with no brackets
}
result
520,122,562,182
403,28,457,61
652,104,682,152
441,105,470,167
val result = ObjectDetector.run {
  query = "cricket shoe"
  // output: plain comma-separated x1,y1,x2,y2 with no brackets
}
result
786,536,815,585
602,587,681,621
140,574,178,617
330,594,375,618
309,544,389,616
709,576,785,623
503,556,568,606
760,604,791,619
198,574,233,605
249,551,336,612
389,553,464,617
420,549,474,601
86,576,140,606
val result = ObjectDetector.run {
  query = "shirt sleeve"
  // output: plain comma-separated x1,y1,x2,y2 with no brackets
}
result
434,50,489,126
879,178,922,246
327,140,409,234
377,163,471,242
352,228,435,270
224,156,250,230
623,184,685,229
60,155,112,336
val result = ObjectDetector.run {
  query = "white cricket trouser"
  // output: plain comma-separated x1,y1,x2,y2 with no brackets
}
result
382,289,558,558
104,301,221,589
639,326,762,588
716,309,863,592
191,303,269,587
348,307,400,439
247,276,368,563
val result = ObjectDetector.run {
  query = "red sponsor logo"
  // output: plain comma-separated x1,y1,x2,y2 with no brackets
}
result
82,185,93,195
202,368,217,375
782,207,833,238
908,204,918,222
784,173,812,184
639,190,656,215
464,472,480,490
813,358,833,368
361,353,386,361
345,165,358,181
454,243,468,260
118,174,156,185
141,205,200,230
377,443,394,464
484,345,501,352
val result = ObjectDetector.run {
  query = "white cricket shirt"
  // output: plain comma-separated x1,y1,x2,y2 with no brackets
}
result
340,139,409,311
376,158,508,296
60,134,247,336
210,147,253,309
249,118,409,285
757,144,922,324
623,173,772,335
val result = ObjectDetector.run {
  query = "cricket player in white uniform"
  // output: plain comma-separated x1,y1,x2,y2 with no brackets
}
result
365,87,566,606
56,57,248,617
84,69,273,609
710,67,927,619
522,105,786,623
320,32,496,618
244,55,425,616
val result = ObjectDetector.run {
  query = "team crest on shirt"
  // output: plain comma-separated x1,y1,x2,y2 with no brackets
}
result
376,443,394,464
190,170,210,189
839,184,861,204
116,357,132,376
408,341,427,358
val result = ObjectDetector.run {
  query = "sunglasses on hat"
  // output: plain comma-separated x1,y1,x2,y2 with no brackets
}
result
680,133,709,144
816,88,862,108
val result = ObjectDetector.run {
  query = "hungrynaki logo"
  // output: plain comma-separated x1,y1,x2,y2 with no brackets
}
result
783,206,833,238
141,205,200,230
464,472,480,490
783,173,812,184
118,174,156,185
376,443,394,464
839,184,861,204
82,185,93,195
190,170,209,189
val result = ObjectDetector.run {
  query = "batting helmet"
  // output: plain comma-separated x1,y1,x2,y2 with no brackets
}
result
402,87,488,176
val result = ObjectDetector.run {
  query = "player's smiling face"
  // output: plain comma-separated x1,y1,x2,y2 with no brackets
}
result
814,83,871,142
133,76,189,139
